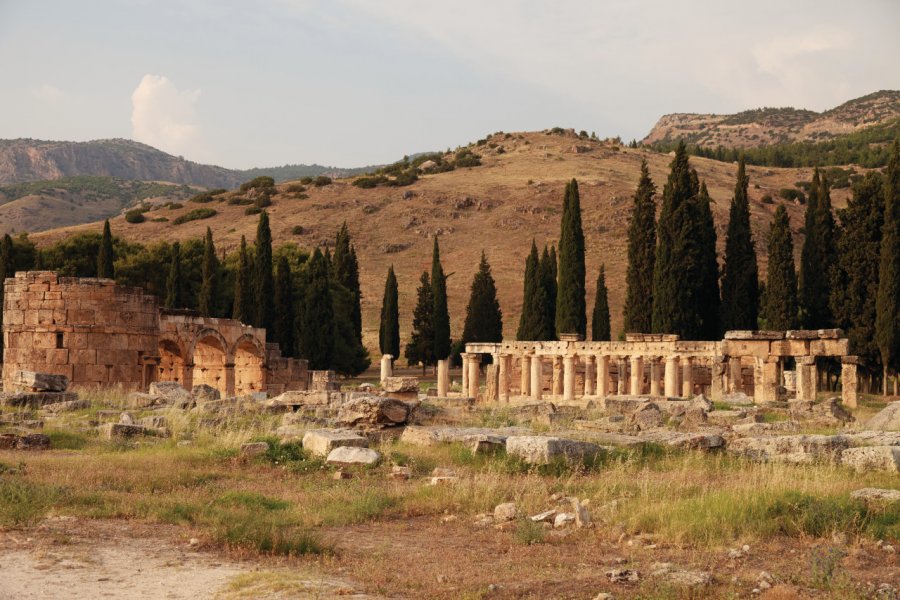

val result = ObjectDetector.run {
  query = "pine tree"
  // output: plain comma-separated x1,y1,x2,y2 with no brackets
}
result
538,246,557,340
97,219,114,279
253,211,275,336
799,169,835,328
516,241,541,340
762,205,798,330
298,248,334,370
198,227,218,317
832,172,883,368
379,266,400,360
431,236,451,360
591,264,611,341
405,271,435,370
720,157,760,330
165,242,182,309
462,251,503,343
876,139,900,394
332,222,363,343
273,255,295,357
556,179,586,336
695,182,722,339
0,234,11,357
623,159,656,333
232,236,253,323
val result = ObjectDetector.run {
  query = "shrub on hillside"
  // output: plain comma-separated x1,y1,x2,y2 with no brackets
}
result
778,188,805,204
284,184,306,193
239,176,275,193
291,225,304,235
173,208,217,225
124,209,146,224
245,207,262,216
189,189,227,203
313,176,332,187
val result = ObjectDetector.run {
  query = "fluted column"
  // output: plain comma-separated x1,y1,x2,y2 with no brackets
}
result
597,355,609,397
630,355,644,395
584,355,595,396
664,355,679,397
563,354,576,401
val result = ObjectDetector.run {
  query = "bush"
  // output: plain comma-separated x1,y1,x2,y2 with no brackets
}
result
173,208,217,225
284,184,306,193
189,189,227,203
454,148,481,168
166,202,184,210
254,195,272,209
151,217,169,222
124,209,146,224
313,176,332,187
761,193,774,204
778,188,805,203
352,176,385,189
239,176,275,193
245,207,262,216
227,197,255,206
294,193,309,200
291,225,304,235
299,176,313,185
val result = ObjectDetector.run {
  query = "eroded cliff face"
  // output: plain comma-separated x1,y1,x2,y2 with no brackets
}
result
0,138,242,188
643,90,900,148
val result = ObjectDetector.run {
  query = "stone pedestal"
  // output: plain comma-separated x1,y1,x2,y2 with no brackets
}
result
681,358,693,398
616,358,628,395
630,356,644,395
796,356,817,401
563,354,576,401
584,355,595,396
437,359,449,397
498,354,510,403
520,355,531,397
664,356,679,397
841,356,858,409
649,357,661,396
380,354,393,384
531,355,543,400
597,355,609,397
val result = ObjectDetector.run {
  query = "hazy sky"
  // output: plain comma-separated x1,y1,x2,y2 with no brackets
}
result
1,0,898,169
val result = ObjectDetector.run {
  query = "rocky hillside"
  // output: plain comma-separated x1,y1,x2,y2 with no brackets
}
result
35,129,852,353
643,90,900,148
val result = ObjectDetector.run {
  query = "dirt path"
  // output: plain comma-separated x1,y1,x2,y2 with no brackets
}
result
0,518,375,600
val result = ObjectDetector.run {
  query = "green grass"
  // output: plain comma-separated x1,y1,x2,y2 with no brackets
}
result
0,477,62,526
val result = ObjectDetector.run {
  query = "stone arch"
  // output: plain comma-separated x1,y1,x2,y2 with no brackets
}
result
158,335,190,388
192,329,228,396
232,334,266,395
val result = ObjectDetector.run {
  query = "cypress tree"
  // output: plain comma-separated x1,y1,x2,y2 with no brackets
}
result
333,222,363,343
253,211,275,336
556,179,586,336
298,248,334,370
623,159,657,333
0,234,11,357
379,266,400,360
876,140,900,394
832,172,883,368
405,271,435,371
762,205,798,330
516,241,541,340
462,251,503,343
164,242,182,309
198,227,218,317
695,182,722,339
431,236,451,360
232,236,252,323
330,280,370,377
799,169,836,328
538,246,557,340
720,157,760,331
273,255,295,357
97,219,114,279
591,264,611,341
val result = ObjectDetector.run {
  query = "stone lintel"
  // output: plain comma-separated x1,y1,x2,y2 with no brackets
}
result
625,333,680,342
841,355,859,365
723,330,785,341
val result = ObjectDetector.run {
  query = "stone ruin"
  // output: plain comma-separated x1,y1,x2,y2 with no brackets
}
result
2,271,309,396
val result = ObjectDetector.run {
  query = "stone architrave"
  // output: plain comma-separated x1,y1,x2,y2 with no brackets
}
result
531,354,543,400
841,356,858,409
664,356,679,397
630,355,644,395
584,355,595,396
563,354,576,401
596,355,609,397
649,357,661,396
681,357,694,398
380,354,393,383
436,359,449,397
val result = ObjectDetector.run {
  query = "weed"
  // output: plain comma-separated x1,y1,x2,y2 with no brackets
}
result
809,546,847,587
0,478,61,526
514,518,545,545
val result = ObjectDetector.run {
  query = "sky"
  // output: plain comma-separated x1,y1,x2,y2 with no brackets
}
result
1,0,898,169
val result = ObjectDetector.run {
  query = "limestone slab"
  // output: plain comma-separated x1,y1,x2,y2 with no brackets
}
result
302,429,369,457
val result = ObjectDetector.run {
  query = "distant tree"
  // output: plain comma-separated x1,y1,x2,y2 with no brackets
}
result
556,179,586,336
720,157,760,330
232,236,253,323
405,271,435,371
330,280,370,376
97,219,114,279
623,159,656,333
832,172,883,369
198,227,218,317
379,266,400,360
164,242,182,309
696,182,722,339
516,241,542,340
431,236,451,360
538,245,557,340
462,251,503,344
762,205,798,330
273,255,295,357
253,211,275,337
591,264,611,341
876,140,900,394
332,222,363,343
298,248,334,370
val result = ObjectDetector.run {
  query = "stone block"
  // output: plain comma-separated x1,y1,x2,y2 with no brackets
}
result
865,402,900,431
505,435,605,465
325,446,381,466
99,423,163,439
0,391,78,408
149,381,193,408
840,447,900,473
41,397,89,413
727,434,849,464
13,370,69,392
337,395,411,428
302,429,369,457
240,441,270,458
850,488,900,503
382,376,419,393
192,384,221,401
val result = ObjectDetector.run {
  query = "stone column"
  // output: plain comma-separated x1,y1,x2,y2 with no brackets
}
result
224,363,236,397
681,357,693,398
380,354,393,384
520,354,531,397
530,354,543,400
728,357,743,393
664,355,679,397
649,357,661,396
616,357,628,395
757,357,780,404
710,356,726,402
563,354,576,401
597,355,610,397
484,363,498,403
552,356,563,398
181,362,194,392
584,355,595,396
630,355,644,395
437,359,449,397
796,356,817,401
467,355,480,399
841,356,859,409
498,354,510,403
461,353,469,396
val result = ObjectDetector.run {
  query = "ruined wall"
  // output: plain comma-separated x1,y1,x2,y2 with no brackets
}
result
2,271,158,389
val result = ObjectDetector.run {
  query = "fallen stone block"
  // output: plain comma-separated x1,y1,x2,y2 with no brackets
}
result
572,498,591,528
727,434,849,464
731,421,799,436
382,376,419,393
0,391,78,408
337,394,411,428
850,488,900,503
41,398,90,413
649,563,711,588
399,425,524,448
630,403,664,430
494,502,517,522
866,402,900,431
302,429,369,457
325,446,381,466
529,509,557,522
239,441,270,458
139,415,167,429
125,392,166,409
842,431,900,447
602,396,652,415
0,432,50,450
554,512,575,528
192,384,221,402
789,397,854,424
100,423,164,439
13,371,69,392
640,431,725,450
149,382,194,407
841,446,900,473
268,390,334,408
506,435,606,465
721,392,754,406
275,425,306,442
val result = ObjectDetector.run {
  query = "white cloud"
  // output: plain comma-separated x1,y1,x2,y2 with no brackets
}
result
31,83,66,100
131,74,208,161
